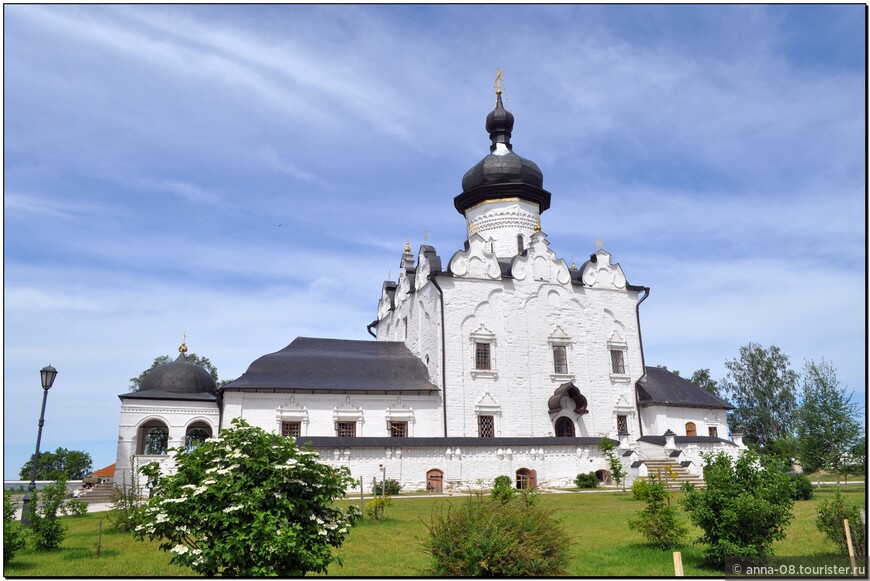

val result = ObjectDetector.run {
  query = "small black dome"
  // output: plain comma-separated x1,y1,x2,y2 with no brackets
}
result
139,353,217,395
454,91,551,215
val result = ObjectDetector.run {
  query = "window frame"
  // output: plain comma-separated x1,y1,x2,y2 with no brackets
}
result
389,421,408,438
335,421,357,438
469,325,497,378
554,416,575,437
708,425,718,438
685,422,697,437
281,420,302,438
478,415,495,438
138,420,170,456
616,414,629,434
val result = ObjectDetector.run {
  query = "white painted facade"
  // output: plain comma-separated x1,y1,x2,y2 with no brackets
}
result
114,96,744,493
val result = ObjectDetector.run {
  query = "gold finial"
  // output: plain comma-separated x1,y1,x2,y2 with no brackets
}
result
494,68,503,95
595,238,603,249
534,219,541,232
404,240,411,254
179,333,188,354
571,256,577,270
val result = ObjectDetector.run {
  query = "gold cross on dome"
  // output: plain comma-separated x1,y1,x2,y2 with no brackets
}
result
494,68,503,95
595,238,603,249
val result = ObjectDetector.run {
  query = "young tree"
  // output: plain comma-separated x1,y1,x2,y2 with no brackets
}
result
681,451,794,567
29,476,69,550
628,474,687,550
598,438,627,491
19,447,93,480
720,343,798,451
690,368,721,397
129,353,225,392
133,418,359,576
4,492,27,564
796,359,860,483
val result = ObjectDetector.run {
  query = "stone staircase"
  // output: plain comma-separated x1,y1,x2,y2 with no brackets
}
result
641,459,705,489
76,482,117,504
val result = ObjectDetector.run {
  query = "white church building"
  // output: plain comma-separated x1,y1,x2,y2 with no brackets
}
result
115,87,743,493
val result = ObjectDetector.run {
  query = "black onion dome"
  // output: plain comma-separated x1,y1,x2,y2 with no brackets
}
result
138,353,217,395
455,92,551,215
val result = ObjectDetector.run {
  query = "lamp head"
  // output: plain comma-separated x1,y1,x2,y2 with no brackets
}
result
40,365,58,390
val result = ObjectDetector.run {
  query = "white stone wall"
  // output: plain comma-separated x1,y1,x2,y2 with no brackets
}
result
221,391,443,438
311,443,612,492
114,399,219,487
639,405,730,439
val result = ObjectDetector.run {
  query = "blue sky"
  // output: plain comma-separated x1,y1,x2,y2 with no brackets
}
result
3,4,865,476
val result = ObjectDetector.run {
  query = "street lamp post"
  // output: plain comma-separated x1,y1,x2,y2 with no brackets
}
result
21,365,58,527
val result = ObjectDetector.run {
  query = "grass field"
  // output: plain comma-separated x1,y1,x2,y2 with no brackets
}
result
4,485,864,577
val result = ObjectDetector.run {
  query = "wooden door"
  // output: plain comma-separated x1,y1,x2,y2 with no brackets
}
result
426,469,443,493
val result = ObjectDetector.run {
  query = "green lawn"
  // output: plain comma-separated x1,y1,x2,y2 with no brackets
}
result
4,485,864,577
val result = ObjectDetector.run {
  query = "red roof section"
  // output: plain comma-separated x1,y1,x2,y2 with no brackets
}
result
91,464,115,478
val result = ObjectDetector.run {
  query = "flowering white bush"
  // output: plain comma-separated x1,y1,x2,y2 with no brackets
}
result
133,418,359,576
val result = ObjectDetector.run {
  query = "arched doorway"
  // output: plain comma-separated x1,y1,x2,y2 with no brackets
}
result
426,469,444,493
138,420,169,455
515,468,537,490
185,422,212,451
595,469,612,485
555,417,575,437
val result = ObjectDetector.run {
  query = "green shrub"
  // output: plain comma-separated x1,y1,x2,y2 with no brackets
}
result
29,477,69,550
423,493,571,576
574,472,599,489
631,478,651,500
788,473,813,500
133,418,359,576
365,496,392,521
61,499,89,517
491,475,515,504
108,471,147,532
816,488,865,557
3,491,27,564
681,451,794,568
627,475,686,550
383,478,401,496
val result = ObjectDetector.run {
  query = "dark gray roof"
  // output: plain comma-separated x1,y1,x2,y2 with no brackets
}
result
297,436,617,448
638,435,737,447
223,337,438,394
121,353,217,399
637,367,734,410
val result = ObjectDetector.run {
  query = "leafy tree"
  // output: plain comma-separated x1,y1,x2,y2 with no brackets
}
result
690,368,721,397
843,438,866,476
29,476,69,550
423,492,571,576
721,343,798,451
133,418,359,576
4,492,27,564
681,451,795,567
599,438,627,490
19,447,93,480
628,474,687,550
491,475,516,504
129,353,226,392
816,488,865,557
796,359,860,482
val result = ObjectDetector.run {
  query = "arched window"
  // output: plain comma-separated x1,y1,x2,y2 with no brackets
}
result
685,422,697,437
516,468,530,490
139,420,169,455
555,417,575,437
185,422,212,451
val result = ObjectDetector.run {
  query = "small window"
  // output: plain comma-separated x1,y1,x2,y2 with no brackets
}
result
143,428,168,455
616,415,628,434
555,417,575,437
282,421,302,438
139,420,169,455
475,342,491,370
336,421,356,437
708,426,718,438
389,421,408,438
553,345,568,374
685,422,697,437
185,424,211,451
478,415,495,438
516,468,530,490
610,349,626,374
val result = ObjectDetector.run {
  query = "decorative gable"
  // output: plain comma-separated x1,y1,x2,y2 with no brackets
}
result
449,234,502,279
581,248,627,289
510,232,571,285
415,245,442,291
